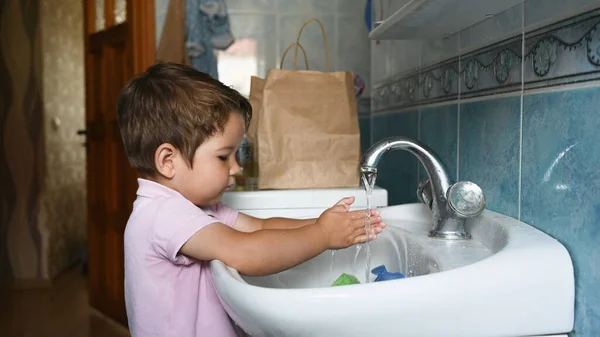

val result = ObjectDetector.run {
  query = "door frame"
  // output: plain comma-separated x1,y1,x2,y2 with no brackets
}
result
82,0,155,325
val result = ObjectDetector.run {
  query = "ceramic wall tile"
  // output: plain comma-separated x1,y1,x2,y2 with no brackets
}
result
359,116,371,155
336,0,368,16
460,36,523,98
524,0,600,32
372,111,419,205
391,39,423,76
419,34,460,104
226,0,276,12
369,3,600,335
371,37,460,112
419,104,458,182
277,0,336,14
459,97,521,218
371,40,391,84
524,8,600,89
521,87,600,336
421,34,460,69
459,3,523,54
417,58,460,105
337,15,371,93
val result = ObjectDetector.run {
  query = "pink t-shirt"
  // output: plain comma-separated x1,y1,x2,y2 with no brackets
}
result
124,179,239,337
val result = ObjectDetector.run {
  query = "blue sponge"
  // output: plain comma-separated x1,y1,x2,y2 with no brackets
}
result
371,265,405,282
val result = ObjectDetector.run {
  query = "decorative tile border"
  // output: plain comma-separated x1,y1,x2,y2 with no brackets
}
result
461,36,522,99
524,9,600,89
372,8,600,112
371,58,460,112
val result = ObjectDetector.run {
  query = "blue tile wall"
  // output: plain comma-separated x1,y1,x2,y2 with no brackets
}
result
370,2,600,335
522,86,600,336
419,104,458,182
358,116,371,155
459,97,521,218
372,111,419,205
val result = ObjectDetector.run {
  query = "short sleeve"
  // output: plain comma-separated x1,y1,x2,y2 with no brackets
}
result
203,202,239,228
151,197,221,265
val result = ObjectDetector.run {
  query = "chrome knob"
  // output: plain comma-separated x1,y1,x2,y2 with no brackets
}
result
447,181,486,218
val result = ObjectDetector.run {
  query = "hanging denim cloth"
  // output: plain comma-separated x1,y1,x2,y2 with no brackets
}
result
185,0,235,79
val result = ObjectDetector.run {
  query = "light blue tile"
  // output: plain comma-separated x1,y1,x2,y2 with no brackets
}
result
524,0,600,32
371,40,390,84
459,3,523,53
391,39,422,77
336,0,368,15
337,15,371,93
359,116,371,155
419,104,458,182
226,0,276,12
421,34,459,69
522,87,600,337
372,111,419,205
459,96,521,218
278,14,335,72
371,39,422,84
277,0,336,13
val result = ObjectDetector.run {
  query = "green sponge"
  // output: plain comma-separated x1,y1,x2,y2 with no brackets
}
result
331,273,360,286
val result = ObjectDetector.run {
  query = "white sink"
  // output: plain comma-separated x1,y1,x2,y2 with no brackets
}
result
211,203,575,337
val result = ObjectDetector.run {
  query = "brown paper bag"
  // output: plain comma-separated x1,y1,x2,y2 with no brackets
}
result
256,18,361,189
247,76,264,154
248,42,307,162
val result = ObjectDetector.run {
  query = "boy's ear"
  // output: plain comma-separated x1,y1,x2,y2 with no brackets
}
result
155,143,178,179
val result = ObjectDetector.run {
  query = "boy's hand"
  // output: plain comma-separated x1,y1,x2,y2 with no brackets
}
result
316,197,386,249
333,196,354,211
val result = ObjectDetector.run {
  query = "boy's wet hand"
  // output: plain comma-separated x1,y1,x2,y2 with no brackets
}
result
333,196,355,211
316,205,386,249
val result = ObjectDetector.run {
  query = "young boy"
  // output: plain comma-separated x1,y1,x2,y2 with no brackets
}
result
117,62,386,337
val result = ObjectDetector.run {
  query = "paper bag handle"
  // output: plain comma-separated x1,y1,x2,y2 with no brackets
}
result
280,42,309,70
293,18,331,72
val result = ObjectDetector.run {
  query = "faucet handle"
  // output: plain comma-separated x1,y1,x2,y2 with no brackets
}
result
417,179,433,209
447,181,486,218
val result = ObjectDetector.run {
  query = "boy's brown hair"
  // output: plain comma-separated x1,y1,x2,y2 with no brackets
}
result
117,62,252,176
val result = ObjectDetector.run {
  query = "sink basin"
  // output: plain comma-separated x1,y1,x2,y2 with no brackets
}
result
243,225,443,289
211,203,574,337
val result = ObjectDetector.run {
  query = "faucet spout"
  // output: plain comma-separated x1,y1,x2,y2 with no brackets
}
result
360,137,485,240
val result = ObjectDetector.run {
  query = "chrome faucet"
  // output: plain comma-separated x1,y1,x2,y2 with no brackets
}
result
360,136,486,240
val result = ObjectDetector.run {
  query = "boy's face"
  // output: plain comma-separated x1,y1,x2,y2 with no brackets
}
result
173,113,245,206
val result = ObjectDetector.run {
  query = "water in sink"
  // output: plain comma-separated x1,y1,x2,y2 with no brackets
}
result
242,224,441,289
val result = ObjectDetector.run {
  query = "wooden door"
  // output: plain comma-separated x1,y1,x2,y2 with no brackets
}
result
83,0,155,325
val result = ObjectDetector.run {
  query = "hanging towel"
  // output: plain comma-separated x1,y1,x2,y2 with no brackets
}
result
185,0,235,79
